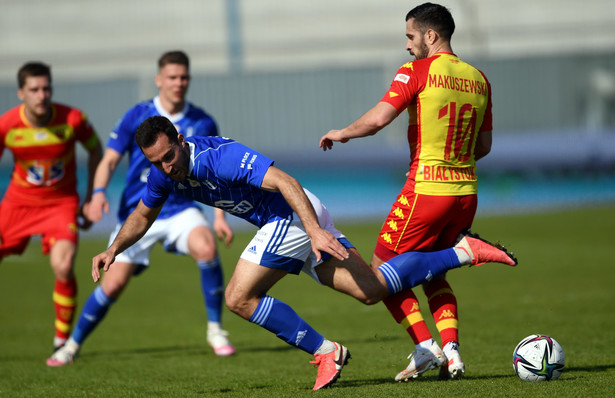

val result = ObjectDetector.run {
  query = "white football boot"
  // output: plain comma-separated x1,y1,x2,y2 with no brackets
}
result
439,342,465,380
395,341,446,381
46,338,80,366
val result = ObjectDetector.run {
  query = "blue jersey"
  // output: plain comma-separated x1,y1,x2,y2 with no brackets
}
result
142,136,293,228
108,96,218,221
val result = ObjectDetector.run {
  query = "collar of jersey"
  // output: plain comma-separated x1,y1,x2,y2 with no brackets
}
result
188,141,196,175
153,96,188,123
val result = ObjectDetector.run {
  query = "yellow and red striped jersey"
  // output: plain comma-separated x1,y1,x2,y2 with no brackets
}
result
381,52,492,196
0,103,99,205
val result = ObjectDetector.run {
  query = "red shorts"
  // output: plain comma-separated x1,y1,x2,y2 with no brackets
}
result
374,189,477,262
0,197,79,258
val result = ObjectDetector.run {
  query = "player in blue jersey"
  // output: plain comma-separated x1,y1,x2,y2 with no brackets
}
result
47,51,234,367
91,116,517,390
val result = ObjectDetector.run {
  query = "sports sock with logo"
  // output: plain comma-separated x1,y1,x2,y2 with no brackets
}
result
197,257,224,323
249,295,324,354
377,249,461,295
383,290,433,345
424,279,458,347
53,278,77,344
71,285,115,344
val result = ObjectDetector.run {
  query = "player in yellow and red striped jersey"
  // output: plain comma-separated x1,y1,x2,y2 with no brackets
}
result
0,62,102,352
320,3,495,381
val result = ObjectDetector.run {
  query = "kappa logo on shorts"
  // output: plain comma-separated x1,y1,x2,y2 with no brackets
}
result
247,245,258,254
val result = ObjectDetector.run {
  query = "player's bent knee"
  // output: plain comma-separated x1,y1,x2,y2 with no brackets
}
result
224,290,256,319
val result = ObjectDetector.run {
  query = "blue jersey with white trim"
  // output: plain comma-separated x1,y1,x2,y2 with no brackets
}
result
108,97,218,221
142,136,293,227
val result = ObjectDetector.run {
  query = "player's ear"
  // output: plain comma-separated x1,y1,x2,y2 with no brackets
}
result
17,88,24,101
425,29,438,45
177,134,185,146
155,73,162,88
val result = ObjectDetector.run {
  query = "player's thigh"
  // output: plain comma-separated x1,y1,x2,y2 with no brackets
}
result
225,258,288,317
40,200,80,255
161,208,213,258
111,222,160,266
433,195,477,250
0,200,31,256
316,248,387,304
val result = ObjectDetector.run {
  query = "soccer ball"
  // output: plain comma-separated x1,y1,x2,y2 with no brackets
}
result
512,334,565,381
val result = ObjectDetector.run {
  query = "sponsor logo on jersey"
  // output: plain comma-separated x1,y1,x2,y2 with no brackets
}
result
240,152,258,170
394,73,410,84
214,199,254,215
421,165,476,182
247,245,258,254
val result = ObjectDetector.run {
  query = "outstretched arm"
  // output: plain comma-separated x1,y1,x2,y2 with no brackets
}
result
92,200,162,282
85,148,122,223
260,166,349,262
78,138,103,229
319,101,399,151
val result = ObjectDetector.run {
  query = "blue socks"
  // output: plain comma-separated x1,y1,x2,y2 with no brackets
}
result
197,257,225,324
249,295,324,354
72,285,115,344
378,248,461,295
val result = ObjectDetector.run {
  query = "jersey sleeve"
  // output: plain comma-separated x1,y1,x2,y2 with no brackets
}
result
379,62,425,113
478,71,493,131
192,109,219,138
72,110,99,150
141,166,172,209
215,141,274,188
108,107,140,154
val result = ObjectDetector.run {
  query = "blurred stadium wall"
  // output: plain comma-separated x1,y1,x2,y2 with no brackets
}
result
1,0,614,229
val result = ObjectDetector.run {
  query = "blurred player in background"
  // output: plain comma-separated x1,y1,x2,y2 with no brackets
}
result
0,62,102,352
47,51,234,367
320,2,494,381
90,115,515,390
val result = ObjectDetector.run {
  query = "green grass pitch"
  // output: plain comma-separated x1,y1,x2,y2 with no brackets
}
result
1,205,614,397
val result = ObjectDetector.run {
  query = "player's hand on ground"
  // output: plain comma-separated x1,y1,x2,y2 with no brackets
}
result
92,250,115,283
86,192,109,222
309,227,350,262
319,130,348,151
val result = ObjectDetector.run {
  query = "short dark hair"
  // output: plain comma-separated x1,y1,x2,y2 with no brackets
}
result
136,116,179,149
158,50,190,70
17,62,51,88
406,3,455,41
